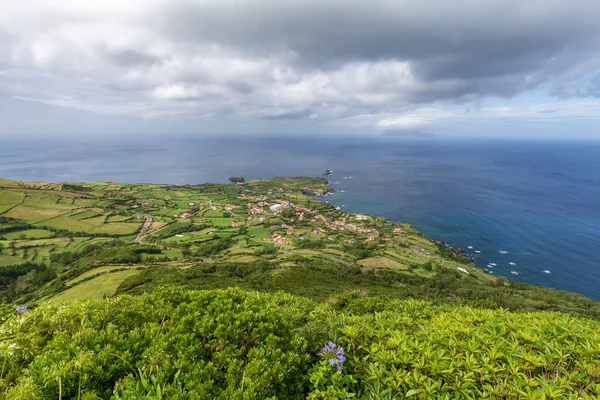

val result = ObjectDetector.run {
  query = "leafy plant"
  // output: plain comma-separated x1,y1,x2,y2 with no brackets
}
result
2,289,600,398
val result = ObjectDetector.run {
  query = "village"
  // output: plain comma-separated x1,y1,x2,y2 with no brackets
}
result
126,180,435,263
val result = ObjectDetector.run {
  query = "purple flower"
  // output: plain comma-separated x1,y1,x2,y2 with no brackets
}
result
15,306,28,313
319,342,346,371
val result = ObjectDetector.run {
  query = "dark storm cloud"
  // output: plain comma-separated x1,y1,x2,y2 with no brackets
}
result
1,0,600,130
156,0,600,101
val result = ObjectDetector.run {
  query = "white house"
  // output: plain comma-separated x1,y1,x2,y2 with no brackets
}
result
270,204,283,212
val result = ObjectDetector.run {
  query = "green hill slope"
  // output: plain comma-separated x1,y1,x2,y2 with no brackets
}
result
1,289,599,399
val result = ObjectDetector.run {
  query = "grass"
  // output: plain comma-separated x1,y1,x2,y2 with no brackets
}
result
5,205,67,223
1,229,54,240
94,223,140,235
230,255,259,262
5,238,69,249
72,210,101,220
48,269,142,303
107,215,132,222
0,191,24,214
0,190,24,204
36,213,139,235
359,256,408,270
248,226,270,239
0,254,25,266
66,265,145,286
210,218,233,227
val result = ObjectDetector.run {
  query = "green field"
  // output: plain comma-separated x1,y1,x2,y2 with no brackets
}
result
209,217,233,227
48,269,142,303
66,265,144,286
71,210,101,220
5,205,67,223
0,191,23,214
1,229,54,240
248,226,270,239
0,254,24,266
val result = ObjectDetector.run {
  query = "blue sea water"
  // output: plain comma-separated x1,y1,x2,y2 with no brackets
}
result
1,135,599,300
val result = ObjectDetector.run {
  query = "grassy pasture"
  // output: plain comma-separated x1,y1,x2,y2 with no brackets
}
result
64,237,114,252
230,255,258,262
48,269,142,303
248,226,270,239
37,214,106,232
5,205,67,223
359,256,408,270
94,223,140,235
106,215,131,222
67,265,145,286
0,190,24,209
0,203,19,214
4,238,69,249
1,229,54,240
210,218,233,227
56,196,75,206
0,254,25,266
202,209,223,217
72,210,101,220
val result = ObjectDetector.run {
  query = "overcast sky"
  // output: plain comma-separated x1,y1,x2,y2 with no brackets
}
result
1,0,599,138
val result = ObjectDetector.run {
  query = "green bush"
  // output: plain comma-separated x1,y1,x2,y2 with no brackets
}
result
2,289,600,399
0,289,313,399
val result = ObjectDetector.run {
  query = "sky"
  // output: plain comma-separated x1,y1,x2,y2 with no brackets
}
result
1,0,600,138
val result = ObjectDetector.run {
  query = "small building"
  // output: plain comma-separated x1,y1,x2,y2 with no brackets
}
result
270,204,283,212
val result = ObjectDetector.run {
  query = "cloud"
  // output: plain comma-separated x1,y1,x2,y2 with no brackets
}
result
375,107,461,130
0,0,599,131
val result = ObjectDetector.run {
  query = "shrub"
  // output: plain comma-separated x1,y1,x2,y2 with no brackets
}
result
2,289,600,399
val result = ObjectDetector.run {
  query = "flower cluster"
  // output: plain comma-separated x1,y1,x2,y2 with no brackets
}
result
318,342,346,371
15,305,28,313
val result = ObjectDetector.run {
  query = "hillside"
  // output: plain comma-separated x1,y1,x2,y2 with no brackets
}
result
0,176,598,317
2,289,600,398
2,176,600,398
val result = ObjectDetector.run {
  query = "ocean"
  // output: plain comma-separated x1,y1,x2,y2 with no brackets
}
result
1,134,599,300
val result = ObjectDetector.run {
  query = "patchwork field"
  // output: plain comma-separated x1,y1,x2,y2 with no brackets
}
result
1,176,499,306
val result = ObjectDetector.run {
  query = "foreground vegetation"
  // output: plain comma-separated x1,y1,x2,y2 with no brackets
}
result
2,176,600,398
2,288,599,399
